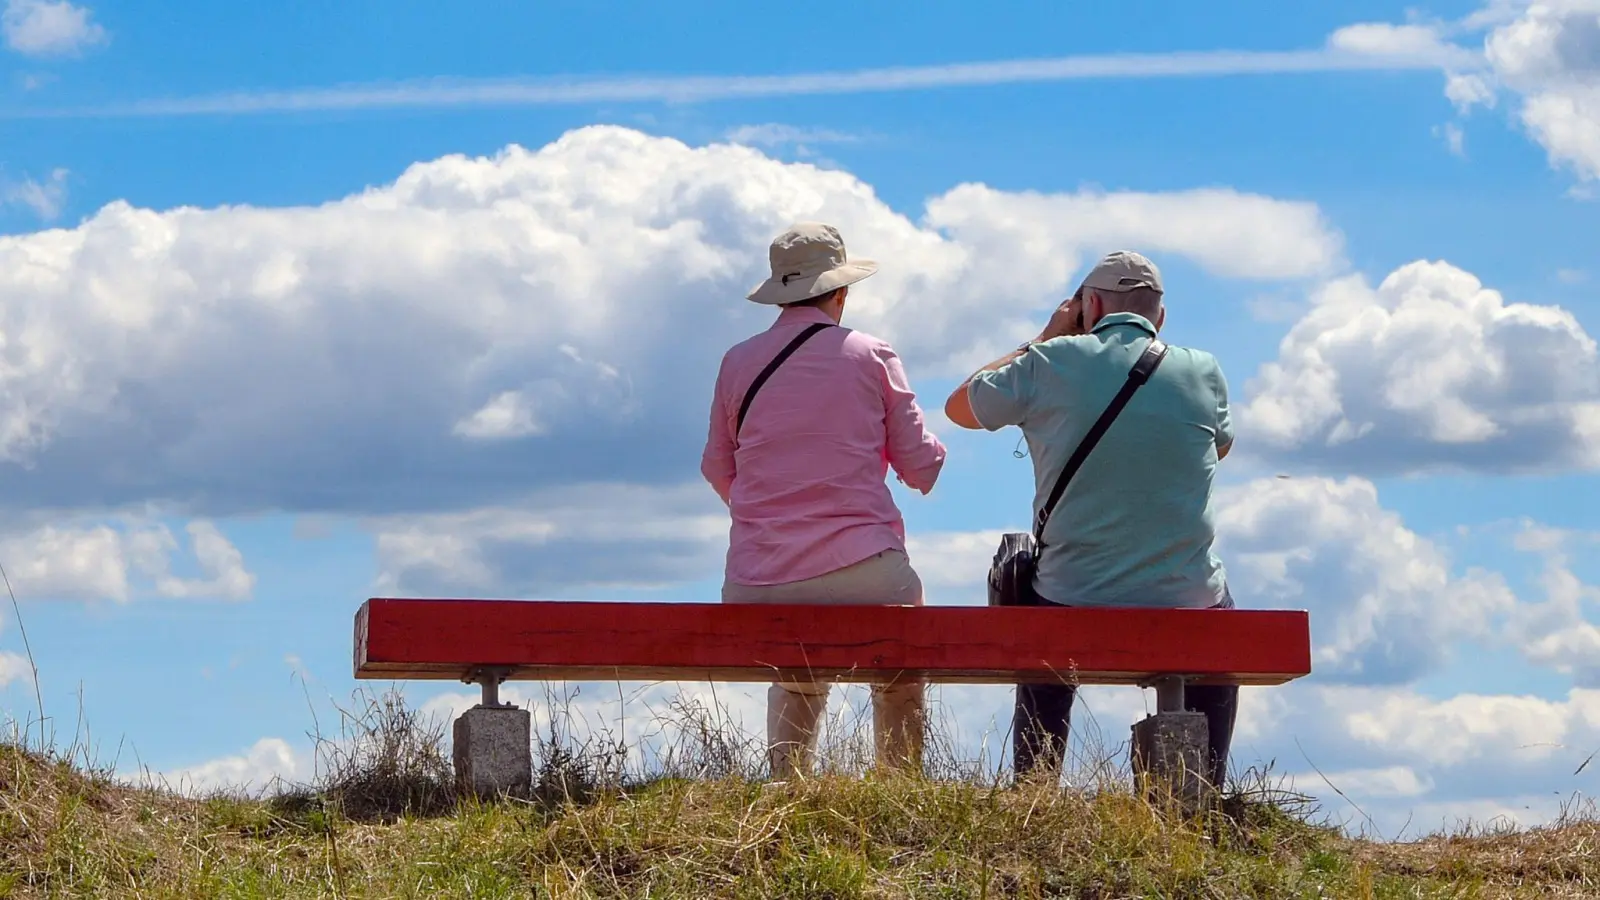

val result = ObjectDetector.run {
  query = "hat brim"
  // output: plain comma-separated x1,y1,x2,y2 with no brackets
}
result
746,259,878,306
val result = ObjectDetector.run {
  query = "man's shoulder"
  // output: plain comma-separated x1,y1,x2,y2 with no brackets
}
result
1160,342,1220,364
723,323,885,365
1160,343,1226,378
839,326,896,355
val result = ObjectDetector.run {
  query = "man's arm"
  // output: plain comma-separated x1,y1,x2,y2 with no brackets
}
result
876,345,947,493
944,345,1032,430
700,358,736,505
1211,357,1235,461
945,292,1086,430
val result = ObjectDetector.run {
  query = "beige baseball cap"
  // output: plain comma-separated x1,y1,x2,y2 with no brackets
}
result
1076,250,1164,296
747,222,878,306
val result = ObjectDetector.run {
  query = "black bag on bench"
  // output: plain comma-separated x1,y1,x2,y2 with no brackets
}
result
987,338,1169,607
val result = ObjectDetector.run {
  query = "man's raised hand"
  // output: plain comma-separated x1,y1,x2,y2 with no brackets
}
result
1036,293,1086,342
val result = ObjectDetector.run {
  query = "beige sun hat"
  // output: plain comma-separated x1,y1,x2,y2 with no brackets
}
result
1076,250,1164,295
746,222,878,305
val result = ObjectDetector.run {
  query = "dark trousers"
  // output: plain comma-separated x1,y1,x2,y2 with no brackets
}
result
1013,591,1239,788
1012,680,1238,788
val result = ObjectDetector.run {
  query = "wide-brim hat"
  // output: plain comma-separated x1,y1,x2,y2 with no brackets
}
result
747,222,878,305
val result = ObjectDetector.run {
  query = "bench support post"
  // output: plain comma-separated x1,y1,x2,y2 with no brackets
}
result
1131,675,1213,814
452,667,531,800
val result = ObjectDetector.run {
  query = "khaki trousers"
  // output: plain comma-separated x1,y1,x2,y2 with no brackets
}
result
722,549,926,779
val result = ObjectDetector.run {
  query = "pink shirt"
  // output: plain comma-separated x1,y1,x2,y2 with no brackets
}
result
702,307,947,586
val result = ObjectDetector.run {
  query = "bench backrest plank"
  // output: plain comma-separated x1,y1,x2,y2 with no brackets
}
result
355,598,1311,687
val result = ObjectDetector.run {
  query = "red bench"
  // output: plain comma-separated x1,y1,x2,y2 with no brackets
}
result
353,598,1312,801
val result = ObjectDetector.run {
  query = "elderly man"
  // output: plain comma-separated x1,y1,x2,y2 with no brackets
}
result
702,222,947,780
943,250,1237,787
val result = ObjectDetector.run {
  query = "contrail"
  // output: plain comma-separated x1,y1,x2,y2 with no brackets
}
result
4,46,1472,120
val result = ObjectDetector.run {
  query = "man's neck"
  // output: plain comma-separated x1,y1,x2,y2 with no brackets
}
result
776,305,842,326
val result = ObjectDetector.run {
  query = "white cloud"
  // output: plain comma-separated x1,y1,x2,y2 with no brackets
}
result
905,529,1010,600
1299,764,1435,799
0,614,31,690
0,651,27,688
452,390,544,440
0,126,1340,519
724,124,858,148
1503,524,1600,683
372,482,729,596
3,167,68,221
1241,259,1600,474
17,47,1456,120
1326,22,1479,66
0,517,253,602
1218,476,1514,684
1475,0,1600,182
1,0,106,57
147,521,256,600
142,737,308,796
1446,71,1499,112
1331,5,1600,186
1436,121,1468,156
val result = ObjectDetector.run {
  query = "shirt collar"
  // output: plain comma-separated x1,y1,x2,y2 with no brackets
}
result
772,305,839,329
1089,312,1157,337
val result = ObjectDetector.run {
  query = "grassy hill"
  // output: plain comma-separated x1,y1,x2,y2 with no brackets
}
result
5,743,1599,898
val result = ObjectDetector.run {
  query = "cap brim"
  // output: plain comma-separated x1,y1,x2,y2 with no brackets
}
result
747,259,878,305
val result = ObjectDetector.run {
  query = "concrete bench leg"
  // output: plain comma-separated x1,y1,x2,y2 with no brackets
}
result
1130,676,1213,813
452,668,531,801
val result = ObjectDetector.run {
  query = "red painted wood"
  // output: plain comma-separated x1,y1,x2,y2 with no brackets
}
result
354,598,1311,687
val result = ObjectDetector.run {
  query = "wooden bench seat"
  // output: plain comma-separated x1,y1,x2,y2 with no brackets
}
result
354,597,1310,687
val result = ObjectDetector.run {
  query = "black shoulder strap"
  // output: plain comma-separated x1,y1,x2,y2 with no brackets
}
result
1033,338,1169,545
736,322,834,436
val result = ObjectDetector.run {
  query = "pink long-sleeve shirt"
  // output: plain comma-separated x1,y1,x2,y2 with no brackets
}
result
702,306,947,586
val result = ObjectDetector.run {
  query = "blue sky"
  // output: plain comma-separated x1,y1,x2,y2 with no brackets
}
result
3,0,1600,836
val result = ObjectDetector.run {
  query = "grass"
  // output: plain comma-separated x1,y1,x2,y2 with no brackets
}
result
1,690,1597,899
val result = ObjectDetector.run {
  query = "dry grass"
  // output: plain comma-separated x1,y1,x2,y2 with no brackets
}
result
0,690,1596,899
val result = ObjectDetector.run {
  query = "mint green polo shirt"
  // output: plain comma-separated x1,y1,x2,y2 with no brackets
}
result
968,312,1232,608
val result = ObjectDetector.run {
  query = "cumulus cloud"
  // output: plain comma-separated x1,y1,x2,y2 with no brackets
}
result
0,517,253,602
1480,0,1600,182
1241,260,1600,474
1220,476,1514,684
1,0,106,57
1256,684,1600,836
0,614,31,690
1330,4,1600,184
372,482,729,596
0,126,1340,519
140,737,307,796
1504,524,1600,683
0,651,27,688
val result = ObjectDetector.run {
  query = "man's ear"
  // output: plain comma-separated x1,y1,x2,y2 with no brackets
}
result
1155,304,1166,331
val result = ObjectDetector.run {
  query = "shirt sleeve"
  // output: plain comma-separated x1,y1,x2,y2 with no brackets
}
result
700,355,736,505
875,343,946,494
967,348,1042,431
1210,357,1234,451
